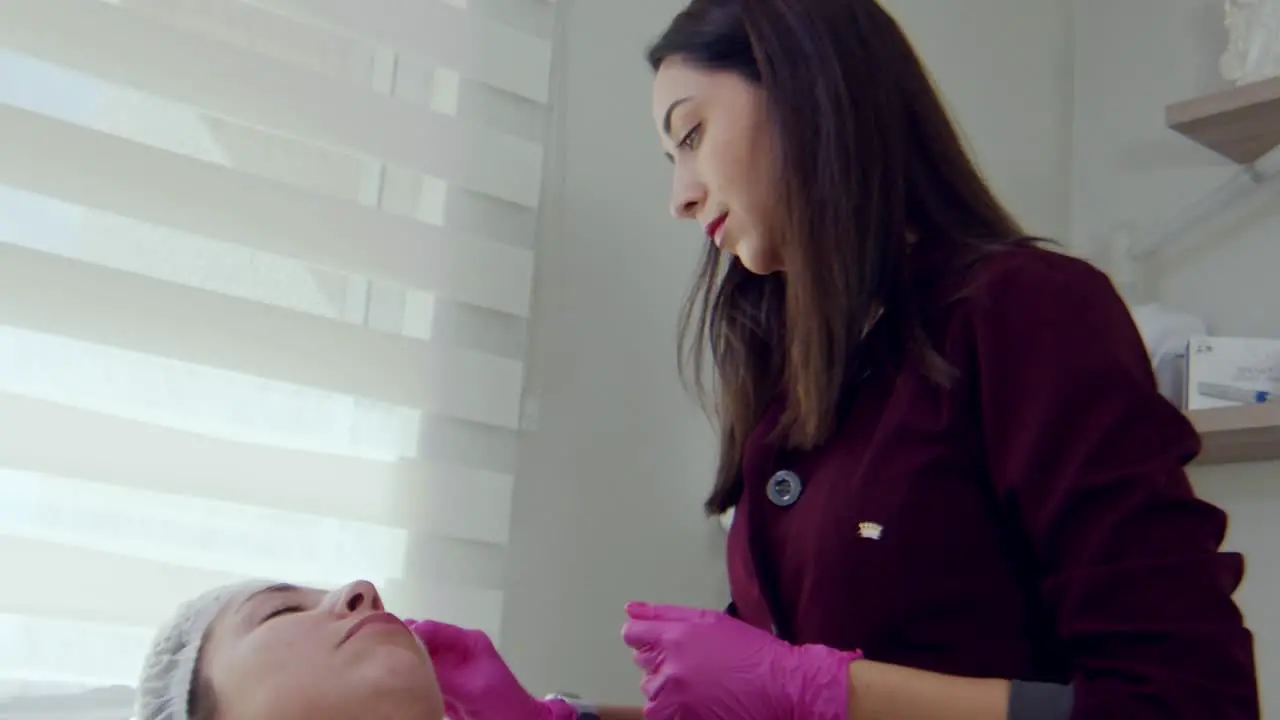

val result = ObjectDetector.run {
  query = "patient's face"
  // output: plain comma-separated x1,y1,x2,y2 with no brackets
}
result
201,580,443,720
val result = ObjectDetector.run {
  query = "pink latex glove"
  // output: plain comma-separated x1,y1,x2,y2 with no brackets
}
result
621,602,862,720
406,619,576,720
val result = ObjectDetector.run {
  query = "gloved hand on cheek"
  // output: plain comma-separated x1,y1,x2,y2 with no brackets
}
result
622,602,862,720
406,619,576,720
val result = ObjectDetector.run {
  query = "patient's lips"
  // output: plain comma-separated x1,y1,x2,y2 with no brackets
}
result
340,611,407,646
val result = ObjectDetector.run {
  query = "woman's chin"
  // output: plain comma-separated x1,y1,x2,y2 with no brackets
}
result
359,655,444,720
734,245,782,275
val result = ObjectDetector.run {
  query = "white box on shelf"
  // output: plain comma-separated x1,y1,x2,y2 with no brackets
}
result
1185,335,1280,410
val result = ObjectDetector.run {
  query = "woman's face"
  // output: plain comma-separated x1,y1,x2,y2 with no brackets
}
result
652,56,785,275
201,580,443,720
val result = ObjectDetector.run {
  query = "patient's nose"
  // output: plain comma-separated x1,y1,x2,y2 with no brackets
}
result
331,579,384,616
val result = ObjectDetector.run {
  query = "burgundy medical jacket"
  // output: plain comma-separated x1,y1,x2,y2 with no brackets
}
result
724,245,1260,718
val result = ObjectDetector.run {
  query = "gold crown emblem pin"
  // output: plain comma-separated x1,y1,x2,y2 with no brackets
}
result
857,521,883,540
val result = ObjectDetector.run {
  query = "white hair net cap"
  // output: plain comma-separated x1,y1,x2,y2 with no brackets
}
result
134,580,272,720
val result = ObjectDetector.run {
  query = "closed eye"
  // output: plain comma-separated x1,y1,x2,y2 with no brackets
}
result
262,605,303,623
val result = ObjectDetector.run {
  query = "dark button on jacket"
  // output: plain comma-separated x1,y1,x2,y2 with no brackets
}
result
725,245,1259,718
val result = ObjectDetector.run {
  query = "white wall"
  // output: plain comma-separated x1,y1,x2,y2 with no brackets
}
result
1070,0,1279,711
887,0,1075,240
501,0,1077,704
500,0,727,703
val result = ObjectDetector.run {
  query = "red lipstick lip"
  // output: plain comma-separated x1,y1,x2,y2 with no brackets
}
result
340,611,405,646
704,213,727,242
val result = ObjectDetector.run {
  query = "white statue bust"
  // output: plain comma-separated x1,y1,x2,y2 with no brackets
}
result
1221,0,1280,85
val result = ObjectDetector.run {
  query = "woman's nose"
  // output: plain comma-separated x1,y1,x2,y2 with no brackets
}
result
331,579,384,616
669,169,706,220
671,194,701,220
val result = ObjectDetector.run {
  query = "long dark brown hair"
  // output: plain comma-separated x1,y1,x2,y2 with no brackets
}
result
648,0,1031,515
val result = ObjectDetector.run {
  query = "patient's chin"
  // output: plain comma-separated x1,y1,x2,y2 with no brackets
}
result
388,681,445,720
409,653,443,717
333,679,442,720
358,648,444,719
418,687,446,720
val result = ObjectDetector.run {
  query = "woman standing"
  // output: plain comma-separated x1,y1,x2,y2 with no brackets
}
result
412,0,1261,718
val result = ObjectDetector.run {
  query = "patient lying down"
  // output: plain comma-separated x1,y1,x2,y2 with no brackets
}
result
135,579,445,720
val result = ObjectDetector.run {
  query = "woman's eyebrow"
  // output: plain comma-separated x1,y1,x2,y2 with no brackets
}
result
662,96,693,137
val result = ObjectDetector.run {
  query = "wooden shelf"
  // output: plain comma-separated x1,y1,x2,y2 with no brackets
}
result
1189,404,1280,465
1166,76,1280,164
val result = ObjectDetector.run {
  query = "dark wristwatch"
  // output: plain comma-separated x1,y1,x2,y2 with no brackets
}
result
545,692,600,720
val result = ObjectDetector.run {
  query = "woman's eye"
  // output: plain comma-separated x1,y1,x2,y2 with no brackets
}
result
263,605,303,622
678,123,702,150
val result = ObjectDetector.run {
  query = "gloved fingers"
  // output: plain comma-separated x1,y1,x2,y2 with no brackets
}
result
642,694,679,720
639,667,669,700
443,698,468,719
631,644,663,673
626,602,722,623
406,618,467,644
621,618,676,650
405,619,482,658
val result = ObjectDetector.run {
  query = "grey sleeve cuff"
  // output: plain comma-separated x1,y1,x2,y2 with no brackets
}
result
1008,680,1073,720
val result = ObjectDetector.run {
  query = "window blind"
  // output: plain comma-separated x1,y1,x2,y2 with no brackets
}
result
0,0,554,708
